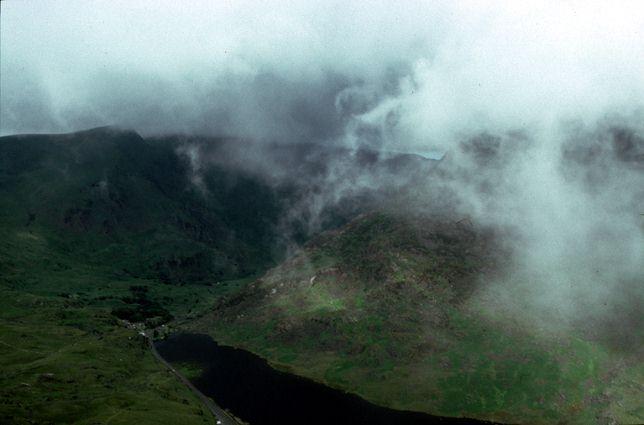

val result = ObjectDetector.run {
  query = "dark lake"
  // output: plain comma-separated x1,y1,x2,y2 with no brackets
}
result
155,333,497,425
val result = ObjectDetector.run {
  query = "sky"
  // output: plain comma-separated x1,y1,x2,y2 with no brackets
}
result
2,0,643,147
1,0,643,332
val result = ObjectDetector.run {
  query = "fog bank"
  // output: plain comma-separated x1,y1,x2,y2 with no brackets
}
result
2,0,643,336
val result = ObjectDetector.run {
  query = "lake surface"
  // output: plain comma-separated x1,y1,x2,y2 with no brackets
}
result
155,333,497,425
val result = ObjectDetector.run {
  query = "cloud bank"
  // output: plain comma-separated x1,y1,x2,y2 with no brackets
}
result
2,0,643,337
2,1,643,144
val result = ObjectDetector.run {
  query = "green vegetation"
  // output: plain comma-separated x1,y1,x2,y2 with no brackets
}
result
0,287,218,425
0,129,271,424
1,129,641,424
173,363,206,381
0,128,283,285
0,218,252,424
197,213,644,424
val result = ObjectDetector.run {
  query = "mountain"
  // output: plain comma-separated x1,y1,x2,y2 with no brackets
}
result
0,127,435,424
0,127,286,284
3,127,639,424
194,211,643,425
1,126,435,284
0,127,283,424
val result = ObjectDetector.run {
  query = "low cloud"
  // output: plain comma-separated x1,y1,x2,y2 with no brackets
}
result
2,0,643,339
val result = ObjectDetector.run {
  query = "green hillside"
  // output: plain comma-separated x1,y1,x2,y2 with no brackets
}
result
0,128,283,424
0,127,282,285
195,212,644,424
1,128,641,424
0,127,427,424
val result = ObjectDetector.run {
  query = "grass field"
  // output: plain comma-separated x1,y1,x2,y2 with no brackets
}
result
0,285,220,425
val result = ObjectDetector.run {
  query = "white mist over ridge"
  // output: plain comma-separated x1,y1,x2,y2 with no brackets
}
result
3,1,643,143
2,0,643,334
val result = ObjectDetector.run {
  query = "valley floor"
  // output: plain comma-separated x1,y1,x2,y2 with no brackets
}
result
0,226,246,424
1,216,642,425
0,286,218,425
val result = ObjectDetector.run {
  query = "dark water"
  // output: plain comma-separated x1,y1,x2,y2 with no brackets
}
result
155,334,498,425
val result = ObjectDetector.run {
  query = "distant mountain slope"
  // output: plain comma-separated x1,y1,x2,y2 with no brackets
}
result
0,127,435,285
0,127,286,283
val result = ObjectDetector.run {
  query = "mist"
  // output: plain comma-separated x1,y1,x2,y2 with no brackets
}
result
2,0,643,338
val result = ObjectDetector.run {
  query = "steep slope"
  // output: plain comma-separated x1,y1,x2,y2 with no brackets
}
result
1,127,435,285
0,127,284,284
196,212,643,425
0,128,282,424
0,127,437,424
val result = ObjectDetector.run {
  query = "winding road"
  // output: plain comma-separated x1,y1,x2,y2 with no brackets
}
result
144,332,240,425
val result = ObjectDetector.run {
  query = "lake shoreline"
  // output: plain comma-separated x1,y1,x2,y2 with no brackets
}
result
155,333,503,425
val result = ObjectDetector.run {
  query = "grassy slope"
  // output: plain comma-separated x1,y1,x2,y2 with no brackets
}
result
0,128,282,285
0,218,255,424
0,288,214,425
194,212,643,424
0,127,397,424
2,129,641,424
0,129,271,424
